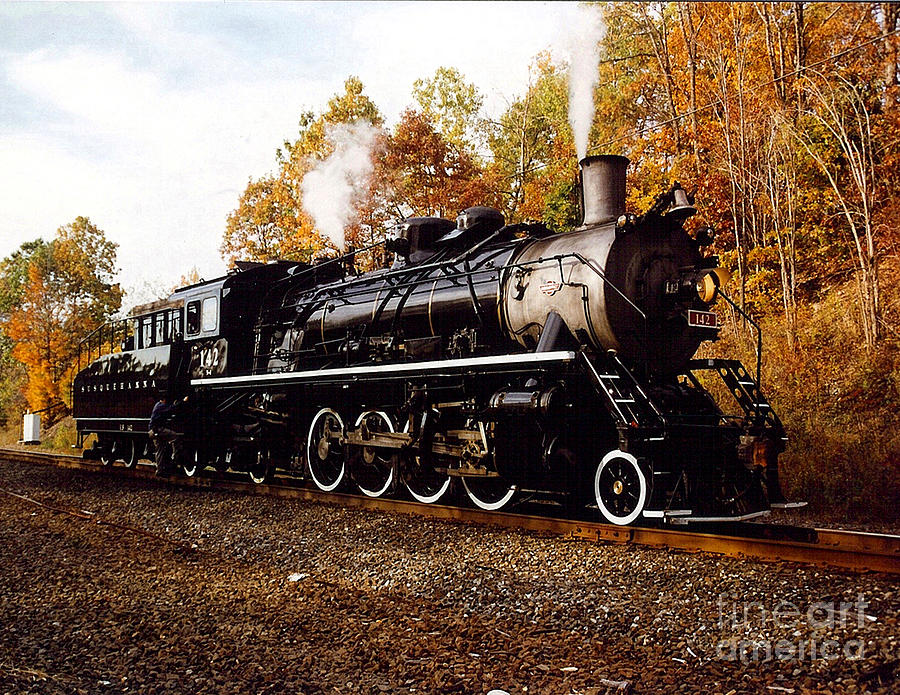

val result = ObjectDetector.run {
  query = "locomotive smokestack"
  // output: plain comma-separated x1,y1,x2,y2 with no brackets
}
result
579,154,629,227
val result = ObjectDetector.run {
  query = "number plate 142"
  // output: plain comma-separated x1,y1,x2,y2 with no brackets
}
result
687,309,719,328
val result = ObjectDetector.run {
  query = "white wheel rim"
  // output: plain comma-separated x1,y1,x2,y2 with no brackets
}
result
184,449,199,477
594,449,647,526
401,419,451,504
407,476,451,505
124,440,137,468
353,411,394,498
462,478,517,511
307,408,345,492
249,449,273,484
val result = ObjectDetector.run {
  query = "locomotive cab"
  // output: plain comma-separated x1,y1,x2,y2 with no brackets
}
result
176,280,227,380
172,261,302,381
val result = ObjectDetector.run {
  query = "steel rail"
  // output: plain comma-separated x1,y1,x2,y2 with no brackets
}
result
1,447,897,575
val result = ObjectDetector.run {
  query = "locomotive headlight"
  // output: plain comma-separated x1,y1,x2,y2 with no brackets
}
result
696,267,731,304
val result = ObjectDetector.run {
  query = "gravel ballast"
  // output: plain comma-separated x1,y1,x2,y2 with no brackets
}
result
0,459,896,694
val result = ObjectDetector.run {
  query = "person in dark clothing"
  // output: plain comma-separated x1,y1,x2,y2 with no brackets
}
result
149,395,187,476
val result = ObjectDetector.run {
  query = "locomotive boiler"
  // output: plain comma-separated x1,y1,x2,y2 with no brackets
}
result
73,155,794,525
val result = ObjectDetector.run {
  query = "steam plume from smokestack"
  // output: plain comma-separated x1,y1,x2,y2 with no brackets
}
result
301,121,379,250
567,6,605,161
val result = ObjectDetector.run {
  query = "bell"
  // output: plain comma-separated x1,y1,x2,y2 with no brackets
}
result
669,184,697,221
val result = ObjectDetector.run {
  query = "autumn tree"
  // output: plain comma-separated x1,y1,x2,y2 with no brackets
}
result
591,1,895,350
5,217,122,417
0,332,26,428
222,77,386,266
0,240,47,427
221,175,311,265
795,72,883,347
171,267,204,292
384,109,497,219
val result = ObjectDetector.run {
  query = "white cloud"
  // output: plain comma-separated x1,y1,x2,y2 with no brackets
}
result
0,1,584,309
6,46,329,167
107,3,235,67
8,48,162,136
351,2,576,121
1,46,332,305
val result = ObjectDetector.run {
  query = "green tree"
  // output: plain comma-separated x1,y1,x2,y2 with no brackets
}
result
487,54,575,229
412,67,485,150
0,240,50,318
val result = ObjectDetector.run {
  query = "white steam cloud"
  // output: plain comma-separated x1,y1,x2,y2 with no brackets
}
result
301,121,379,250
567,5,605,161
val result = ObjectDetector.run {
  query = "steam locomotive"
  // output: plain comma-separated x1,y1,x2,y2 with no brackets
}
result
73,155,795,525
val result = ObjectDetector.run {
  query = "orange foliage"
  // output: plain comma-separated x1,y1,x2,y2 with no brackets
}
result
384,109,496,219
5,217,122,416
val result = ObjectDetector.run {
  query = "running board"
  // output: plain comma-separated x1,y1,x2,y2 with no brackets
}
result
770,501,808,509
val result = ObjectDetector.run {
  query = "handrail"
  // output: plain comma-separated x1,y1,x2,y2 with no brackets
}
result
257,245,649,367
608,349,666,424
715,289,764,420
278,250,644,320
76,316,133,372
78,320,113,345
280,246,509,309
570,252,647,321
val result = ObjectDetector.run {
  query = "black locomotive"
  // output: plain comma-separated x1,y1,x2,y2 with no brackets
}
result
73,155,795,524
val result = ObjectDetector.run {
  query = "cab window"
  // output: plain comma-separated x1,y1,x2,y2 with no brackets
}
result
168,309,182,339
154,313,166,345
186,301,200,335
201,297,218,333
141,317,153,348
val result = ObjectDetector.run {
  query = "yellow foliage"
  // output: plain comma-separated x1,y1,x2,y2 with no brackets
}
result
5,218,121,418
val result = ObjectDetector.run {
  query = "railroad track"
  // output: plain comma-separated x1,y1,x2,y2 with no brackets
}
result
2,446,898,574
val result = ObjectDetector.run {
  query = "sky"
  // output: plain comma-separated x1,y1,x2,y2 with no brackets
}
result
0,1,582,308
